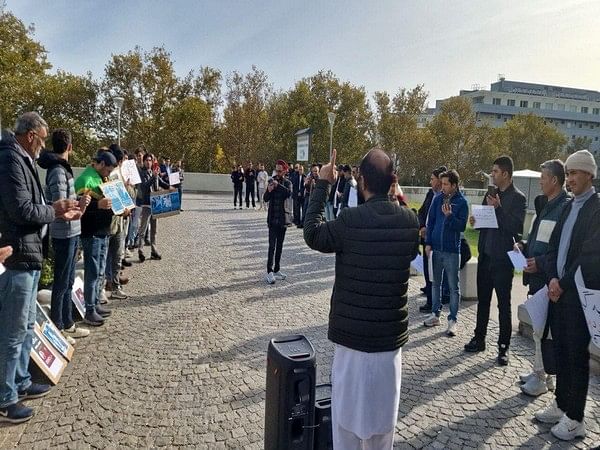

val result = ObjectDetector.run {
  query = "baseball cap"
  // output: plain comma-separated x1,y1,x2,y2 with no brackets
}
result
94,150,117,167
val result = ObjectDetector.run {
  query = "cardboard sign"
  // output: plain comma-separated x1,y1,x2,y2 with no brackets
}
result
71,276,86,319
100,180,136,215
35,302,74,361
121,159,142,185
150,190,181,219
169,172,181,186
31,328,68,385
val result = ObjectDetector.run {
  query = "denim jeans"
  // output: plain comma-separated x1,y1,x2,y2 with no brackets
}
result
0,269,40,407
81,236,108,313
325,201,334,221
50,237,78,330
431,251,460,322
126,207,141,248
105,228,124,287
137,207,157,253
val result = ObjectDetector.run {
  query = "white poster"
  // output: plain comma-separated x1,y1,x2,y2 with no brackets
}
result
523,286,549,335
296,134,309,162
121,159,141,185
471,205,498,229
169,172,180,186
575,267,600,350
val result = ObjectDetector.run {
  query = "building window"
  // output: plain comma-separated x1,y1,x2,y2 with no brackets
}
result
533,102,541,109
520,100,529,108
545,103,554,110
507,99,516,106
567,122,572,128
593,108,600,115
596,137,599,141
558,104,566,111
496,114,501,119
503,118,508,122
570,105,577,112
579,123,583,128
581,106,589,113
572,135,576,139
493,98,501,105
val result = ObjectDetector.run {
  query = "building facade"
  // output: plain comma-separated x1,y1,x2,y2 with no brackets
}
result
425,78,600,156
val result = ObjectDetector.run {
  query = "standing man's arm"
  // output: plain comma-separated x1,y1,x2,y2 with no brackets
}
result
495,192,526,238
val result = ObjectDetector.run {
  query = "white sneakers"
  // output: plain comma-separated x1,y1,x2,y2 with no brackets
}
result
447,319,457,337
63,324,90,339
423,314,440,327
265,271,287,284
551,414,586,441
519,371,554,396
534,400,564,424
274,271,287,280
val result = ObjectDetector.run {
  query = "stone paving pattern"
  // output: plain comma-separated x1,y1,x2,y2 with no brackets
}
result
0,193,598,449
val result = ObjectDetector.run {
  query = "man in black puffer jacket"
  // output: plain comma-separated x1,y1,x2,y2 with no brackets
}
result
304,148,419,449
0,113,80,424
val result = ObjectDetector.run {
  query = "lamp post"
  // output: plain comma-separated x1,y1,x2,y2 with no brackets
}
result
327,112,336,160
113,96,125,146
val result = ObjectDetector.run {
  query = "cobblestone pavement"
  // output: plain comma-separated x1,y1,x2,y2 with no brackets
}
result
1,193,598,449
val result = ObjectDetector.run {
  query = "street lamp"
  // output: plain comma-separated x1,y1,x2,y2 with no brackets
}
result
113,96,125,146
327,111,336,160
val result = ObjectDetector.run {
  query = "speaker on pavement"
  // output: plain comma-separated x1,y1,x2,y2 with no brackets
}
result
313,383,333,450
264,335,316,450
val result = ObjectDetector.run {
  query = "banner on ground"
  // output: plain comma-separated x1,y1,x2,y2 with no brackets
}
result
35,302,74,361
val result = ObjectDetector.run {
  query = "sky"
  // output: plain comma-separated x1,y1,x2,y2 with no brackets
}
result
6,0,600,107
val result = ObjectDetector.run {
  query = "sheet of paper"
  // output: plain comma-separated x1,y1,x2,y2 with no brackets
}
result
536,219,556,244
169,172,180,186
507,249,527,270
411,254,424,274
523,285,549,335
348,187,358,207
428,251,434,283
121,159,141,185
472,205,498,229
575,267,600,350
0,262,5,276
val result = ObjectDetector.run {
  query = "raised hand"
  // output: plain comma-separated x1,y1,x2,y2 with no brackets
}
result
0,245,13,263
319,148,338,184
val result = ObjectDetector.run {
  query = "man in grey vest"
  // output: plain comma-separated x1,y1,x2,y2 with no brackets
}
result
304,148,419,449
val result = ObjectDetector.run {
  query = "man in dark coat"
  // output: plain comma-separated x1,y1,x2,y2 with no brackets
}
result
0,113,80,424
304,148,419,448
230,165,244,209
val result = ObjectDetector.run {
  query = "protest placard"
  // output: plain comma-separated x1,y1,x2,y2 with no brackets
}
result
575,267,600,350
30,328,68,385
471,205,498,229
523,286,549,335
100,180,135,215
121,159,141,185
35,302,74,360
150,189,181,218
71,276,85,319
169,172,180,186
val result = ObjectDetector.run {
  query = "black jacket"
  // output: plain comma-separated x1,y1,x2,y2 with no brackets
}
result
304,179,419,353
264,176,292,228
0,133,55,270
417,189,435,229
477,183,527,266
231,170,244,186
137,167,169,206
245,168,257,186
293,173,306,198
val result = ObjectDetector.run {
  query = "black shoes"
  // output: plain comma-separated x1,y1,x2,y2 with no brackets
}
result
84,310,105,326
419,303,432,313
138,251,146,263
0,402,33,424
497,344,509,366
150,251,162,260
95,305,112,318
464,337,486,353
18,383,51,400
121,259,132,267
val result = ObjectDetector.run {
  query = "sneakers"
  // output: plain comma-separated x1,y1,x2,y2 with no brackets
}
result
447,319,457,337
265,272,276,285
273,271,287,280
84,310,105,326
99,289,109,305
124,248,133,259
95,305,112,318
138,250,146,263
521,372,548,396
63,324,90,339
535,400,564,424
497,344,509,366
61,333,76,345
18,383,51,400
519,371,535,384
546,375,555,391
0,402,33,424
464,337,485,352
150,251,162,260
121,259,132,267
551,414,586,441
110,288,128,300
423,314,440,327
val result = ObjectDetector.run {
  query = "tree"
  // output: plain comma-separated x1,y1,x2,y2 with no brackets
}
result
427,96,500,182
500,114,567,169
566,136,592,154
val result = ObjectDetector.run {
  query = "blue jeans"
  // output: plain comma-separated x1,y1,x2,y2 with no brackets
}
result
126,207,141,248
0,269,40,407
50,237,78,330
432,251,460,322
81,236,108,313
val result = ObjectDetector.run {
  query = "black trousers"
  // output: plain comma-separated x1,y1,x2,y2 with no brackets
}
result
233,185,243,206
267,226,287,273
550,295,590,422
293,195,304,225
245,184,255,208
474,254,514,347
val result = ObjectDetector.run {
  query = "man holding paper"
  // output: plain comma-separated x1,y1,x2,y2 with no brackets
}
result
518,159,569,396
464,156,526,366
533,150,600,441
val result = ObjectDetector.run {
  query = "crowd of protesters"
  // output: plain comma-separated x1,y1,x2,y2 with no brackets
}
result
0,112,181,423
